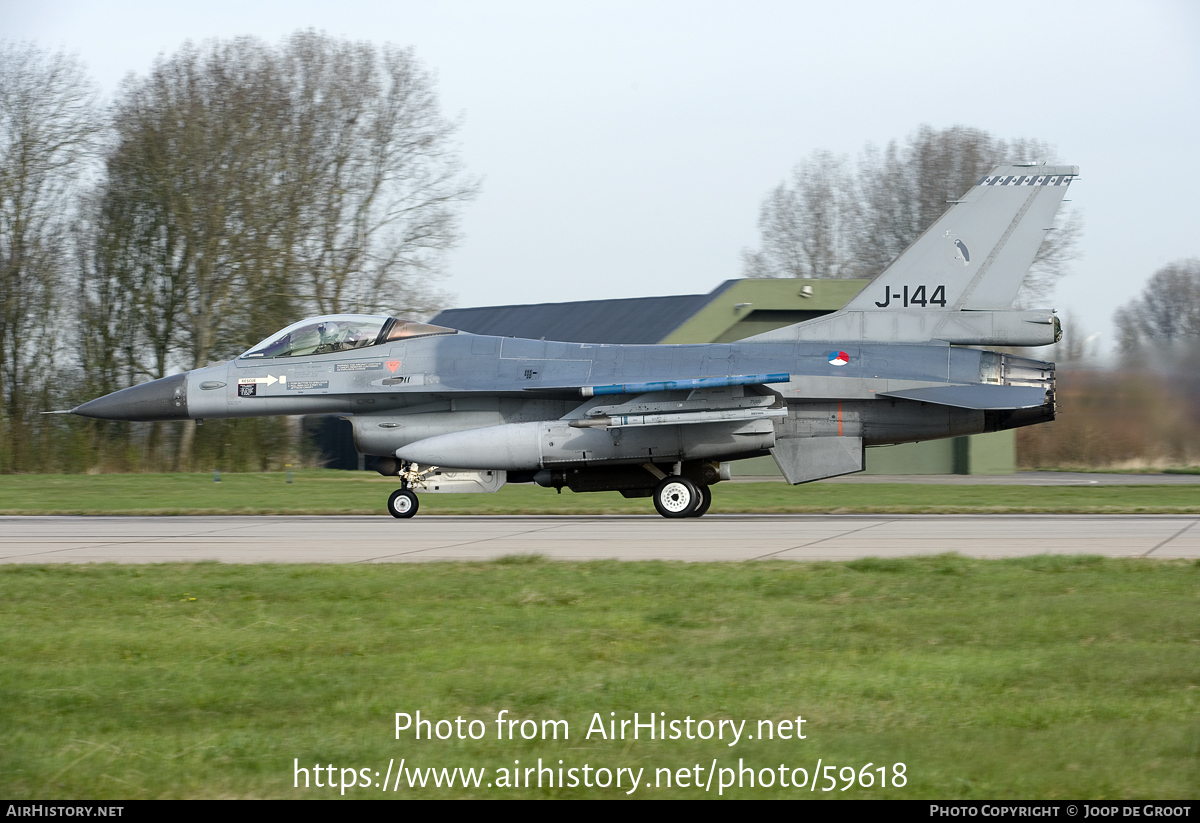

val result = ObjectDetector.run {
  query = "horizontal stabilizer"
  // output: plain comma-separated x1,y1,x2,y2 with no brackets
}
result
771,436,864,485
880,384,1047,410
755,308,1060,346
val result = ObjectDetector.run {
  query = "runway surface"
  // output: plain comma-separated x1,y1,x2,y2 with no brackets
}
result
788,471,1200,485
2,514,1198,563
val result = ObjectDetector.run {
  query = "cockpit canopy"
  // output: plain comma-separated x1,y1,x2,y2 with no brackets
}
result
240,314,456,359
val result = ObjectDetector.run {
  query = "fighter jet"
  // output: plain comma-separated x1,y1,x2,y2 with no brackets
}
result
71,164,1076,518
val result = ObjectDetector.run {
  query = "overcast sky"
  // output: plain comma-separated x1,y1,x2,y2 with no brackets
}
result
5,0,1199,356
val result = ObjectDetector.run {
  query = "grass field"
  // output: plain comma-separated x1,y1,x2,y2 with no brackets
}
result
1,470,1199,515
2,556,1198,798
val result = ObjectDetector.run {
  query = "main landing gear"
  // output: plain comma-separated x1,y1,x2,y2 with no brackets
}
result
653,476,713,519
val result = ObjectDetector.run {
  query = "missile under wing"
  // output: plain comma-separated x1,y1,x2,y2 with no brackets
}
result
71,164,1075,518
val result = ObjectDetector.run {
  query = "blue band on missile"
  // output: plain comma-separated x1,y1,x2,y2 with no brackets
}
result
581,373,791,397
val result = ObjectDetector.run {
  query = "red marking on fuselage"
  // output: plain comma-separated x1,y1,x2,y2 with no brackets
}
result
386,360,401,373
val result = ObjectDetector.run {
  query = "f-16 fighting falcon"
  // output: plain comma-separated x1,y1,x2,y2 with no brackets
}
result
71,164,1076,518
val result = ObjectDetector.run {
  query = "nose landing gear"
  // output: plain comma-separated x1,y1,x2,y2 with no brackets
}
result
386,461,438,519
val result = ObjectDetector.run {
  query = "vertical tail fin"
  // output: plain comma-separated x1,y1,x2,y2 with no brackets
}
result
745,164,1077,346
842,164,1078,312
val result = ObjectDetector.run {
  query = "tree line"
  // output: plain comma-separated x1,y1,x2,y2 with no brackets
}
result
1,33,478,473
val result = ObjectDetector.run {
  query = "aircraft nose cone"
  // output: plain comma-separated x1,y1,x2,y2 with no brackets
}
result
73,373,190,421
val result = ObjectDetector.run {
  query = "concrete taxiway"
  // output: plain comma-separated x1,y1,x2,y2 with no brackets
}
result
1,515,1198,563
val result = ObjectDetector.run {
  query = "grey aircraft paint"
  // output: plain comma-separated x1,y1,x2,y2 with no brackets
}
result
70,164,1074,518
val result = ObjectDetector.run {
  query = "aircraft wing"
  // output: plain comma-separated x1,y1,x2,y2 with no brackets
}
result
878,383,1047,410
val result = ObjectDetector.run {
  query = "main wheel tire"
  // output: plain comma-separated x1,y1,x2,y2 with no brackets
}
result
653,476,698,518
688,485,712,518
388,489,419,519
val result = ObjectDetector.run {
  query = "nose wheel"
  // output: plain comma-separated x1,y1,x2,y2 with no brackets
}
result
388,488,419,518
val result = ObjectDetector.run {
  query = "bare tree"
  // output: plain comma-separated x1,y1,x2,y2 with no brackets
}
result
94,39,296,467
0,42,99,470
741,150,862,280
93,32,478,468
100,38,292,375
279,31,479,317
744,125,1082,304
1114,258,1200,363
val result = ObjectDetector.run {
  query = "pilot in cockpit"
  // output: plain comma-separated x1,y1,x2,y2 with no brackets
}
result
315,321,341,353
